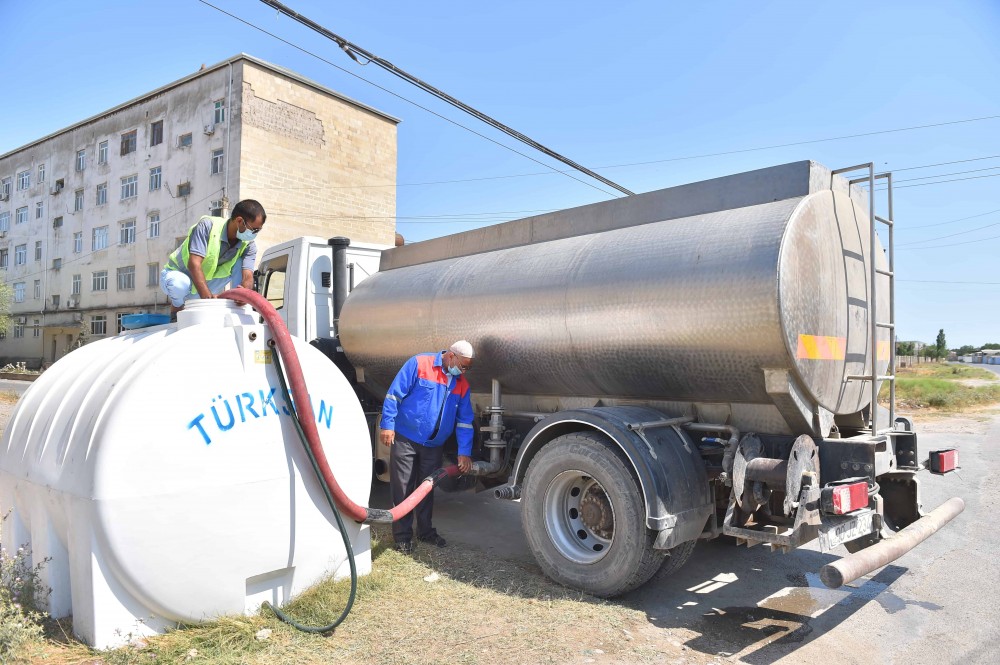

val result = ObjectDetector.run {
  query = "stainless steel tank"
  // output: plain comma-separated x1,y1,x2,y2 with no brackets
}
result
339,161,890,437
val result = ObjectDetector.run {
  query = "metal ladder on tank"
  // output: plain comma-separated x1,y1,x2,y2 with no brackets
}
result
831,163,895,436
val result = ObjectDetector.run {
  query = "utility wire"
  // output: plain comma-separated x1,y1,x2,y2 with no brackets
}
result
897,217,1000,246
896,231,1000,250
254,0,634,196
195,1,620,199
906,207,1000,230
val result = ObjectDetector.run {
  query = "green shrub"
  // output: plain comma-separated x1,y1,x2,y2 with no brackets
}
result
0,514,50,663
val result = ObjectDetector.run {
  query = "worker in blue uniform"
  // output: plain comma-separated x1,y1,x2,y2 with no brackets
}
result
379,340,476,553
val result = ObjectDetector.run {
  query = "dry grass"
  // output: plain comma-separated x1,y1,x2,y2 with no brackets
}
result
30,529,675,665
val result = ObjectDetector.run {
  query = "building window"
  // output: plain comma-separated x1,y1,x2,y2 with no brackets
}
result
34,240,42,261
211,149,224,175
51,295,60,308
214,99,226,124
38,163,45,184
92,270,108,291
33,280,40,299
119,219,136,245
72,274,81,295
149,166,161,191
178,133,193,148
73,231,83,253
13,321,23,338
96,182,108,206
121,174,138,201
150,120,163,146
1,177,11,198
0,249,7,269
74,189,84,211
92,226,109,251
14,245,26,266
148,212,160,238
32,318,40,337
117,265,135,290
116,312,129,333
209,200,223,216
121,130,137,156
91,315,107,336
35,201,44,219
15,207,28,225
53,216,63,229
148,262,159,286
17,170,31,190
13,282,24,303
52,257,62,270
98,140,109,164
0,212,8,231
177,182,191,197
76,150,86,171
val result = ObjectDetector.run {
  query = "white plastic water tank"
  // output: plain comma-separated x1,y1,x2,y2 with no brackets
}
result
0,300,372,648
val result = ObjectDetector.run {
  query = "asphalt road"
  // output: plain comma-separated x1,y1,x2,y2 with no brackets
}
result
0,378,33,395
408,415,1000,664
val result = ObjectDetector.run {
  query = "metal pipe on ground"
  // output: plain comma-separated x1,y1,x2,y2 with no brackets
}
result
820,496,966,589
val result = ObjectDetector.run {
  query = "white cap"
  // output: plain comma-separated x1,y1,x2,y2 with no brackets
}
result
449,340,475,359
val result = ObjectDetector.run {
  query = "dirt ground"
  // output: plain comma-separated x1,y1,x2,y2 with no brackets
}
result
2,391,996,664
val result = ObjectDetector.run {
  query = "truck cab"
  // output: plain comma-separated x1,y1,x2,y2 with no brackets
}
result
256,237,386,343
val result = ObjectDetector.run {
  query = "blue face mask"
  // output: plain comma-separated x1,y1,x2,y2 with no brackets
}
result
236,220,257,242
447,364,462,377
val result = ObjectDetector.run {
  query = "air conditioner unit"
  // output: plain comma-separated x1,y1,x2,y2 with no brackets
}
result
0,231,6,239
50,185,62,195
0,194,9,202
203,123,215,135
67,298,78,309
72,313,83,323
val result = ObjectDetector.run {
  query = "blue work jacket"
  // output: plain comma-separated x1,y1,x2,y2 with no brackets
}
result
380,352,476,456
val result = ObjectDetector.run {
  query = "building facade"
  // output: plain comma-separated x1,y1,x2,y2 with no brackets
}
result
0,54,398,366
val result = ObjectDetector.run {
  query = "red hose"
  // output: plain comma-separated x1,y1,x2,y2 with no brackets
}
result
219,288,459,523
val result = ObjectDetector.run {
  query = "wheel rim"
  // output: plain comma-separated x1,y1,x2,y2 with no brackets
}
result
542,470,615,564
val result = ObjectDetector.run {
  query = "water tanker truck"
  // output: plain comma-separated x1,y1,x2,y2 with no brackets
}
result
257,160,964,597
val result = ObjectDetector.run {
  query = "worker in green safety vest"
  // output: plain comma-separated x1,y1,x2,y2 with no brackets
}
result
161,199,266,314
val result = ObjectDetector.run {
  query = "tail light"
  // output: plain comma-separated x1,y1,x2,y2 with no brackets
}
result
821,480,870,515
929,449,958,474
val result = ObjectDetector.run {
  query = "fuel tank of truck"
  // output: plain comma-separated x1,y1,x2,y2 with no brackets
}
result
338,161,890,437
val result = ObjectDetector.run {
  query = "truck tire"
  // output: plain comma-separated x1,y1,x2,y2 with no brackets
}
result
653,540,697,580
521,431,666,597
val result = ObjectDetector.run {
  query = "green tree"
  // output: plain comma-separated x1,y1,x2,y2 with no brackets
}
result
935,329,947,357
0,281,11,336
896,341,915,356
982,343,1000,350
956,345,977,356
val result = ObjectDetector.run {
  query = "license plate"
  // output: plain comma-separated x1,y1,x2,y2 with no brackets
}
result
818,510,874,551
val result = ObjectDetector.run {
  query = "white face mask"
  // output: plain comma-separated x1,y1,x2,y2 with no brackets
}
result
236,218,257,242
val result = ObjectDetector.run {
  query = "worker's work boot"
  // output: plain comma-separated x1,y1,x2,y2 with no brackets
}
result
418,532,447,548
394,541,414,555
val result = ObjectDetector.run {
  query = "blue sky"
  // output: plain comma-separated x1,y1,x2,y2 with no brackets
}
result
2,1,999,347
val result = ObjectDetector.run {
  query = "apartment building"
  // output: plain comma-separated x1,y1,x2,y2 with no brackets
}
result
0,54,398,367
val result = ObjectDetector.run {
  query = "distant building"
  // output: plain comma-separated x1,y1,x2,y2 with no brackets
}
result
0,54,398,366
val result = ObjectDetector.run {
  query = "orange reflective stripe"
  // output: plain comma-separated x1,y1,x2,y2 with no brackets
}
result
796,334,847,360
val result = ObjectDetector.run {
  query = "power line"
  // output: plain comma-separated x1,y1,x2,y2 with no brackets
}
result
897,217,1000,246
893,164,1000,184
891,154,1000,172
904,207,1000,230
898,279,1000,285
257,0,634,196
195,1,620,199
896,231,1000,250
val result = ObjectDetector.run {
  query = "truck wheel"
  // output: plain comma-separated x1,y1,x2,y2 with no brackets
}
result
522,431,665,597
654,540,697,580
